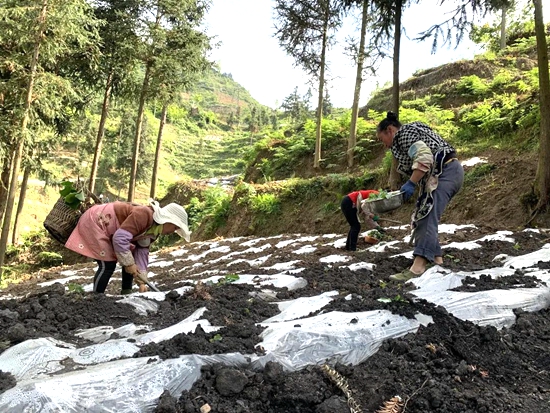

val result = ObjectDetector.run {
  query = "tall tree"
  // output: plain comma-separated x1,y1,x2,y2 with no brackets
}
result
146,4,211,199
341,0,386,168
0,0,101,277
417,0,511,50
127,0,211,201
280,86,311,125
88,0,141,195
363,0,409,188
347,0,369,168
388,0,404,190
274,0,342,168
150,102,167,199
11,164,30,245
500,5,507,50
532,0,550,213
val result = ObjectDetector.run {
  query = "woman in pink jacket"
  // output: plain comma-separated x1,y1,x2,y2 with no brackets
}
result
65,200,190,294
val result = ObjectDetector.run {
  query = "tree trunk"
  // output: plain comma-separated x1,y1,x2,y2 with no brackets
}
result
314,6,329,169
89,70,114,195
388,0,403,190
0,0,48,278
500,7,507,51
12,165,30,245
533,0,550,209
150,102,168,200
348,0,369,169
0,152,13,223
127,62,152,202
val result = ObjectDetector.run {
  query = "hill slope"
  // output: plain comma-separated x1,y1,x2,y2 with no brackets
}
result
186,45,549,240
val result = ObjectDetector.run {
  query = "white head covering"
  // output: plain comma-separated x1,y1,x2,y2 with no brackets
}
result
149,199,191,242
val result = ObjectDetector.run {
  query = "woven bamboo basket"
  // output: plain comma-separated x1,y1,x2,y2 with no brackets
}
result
43,188,101,245
43,197,83,244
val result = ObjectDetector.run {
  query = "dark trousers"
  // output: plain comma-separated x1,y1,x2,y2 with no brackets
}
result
341,195,361,251
94,261,134,293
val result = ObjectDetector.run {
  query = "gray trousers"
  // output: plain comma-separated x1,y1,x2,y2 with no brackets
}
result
413,160,464,262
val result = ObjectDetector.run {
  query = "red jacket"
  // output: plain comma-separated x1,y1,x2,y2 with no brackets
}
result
347,190,379,206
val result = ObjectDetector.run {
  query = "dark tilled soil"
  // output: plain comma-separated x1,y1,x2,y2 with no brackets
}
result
2,225,550,412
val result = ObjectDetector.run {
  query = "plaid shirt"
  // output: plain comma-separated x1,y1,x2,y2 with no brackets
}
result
390,121,455,176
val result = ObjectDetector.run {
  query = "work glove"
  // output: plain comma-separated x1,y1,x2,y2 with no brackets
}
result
133,270,149,285
134,270,149,293
400,180,416,202
124,264,138,276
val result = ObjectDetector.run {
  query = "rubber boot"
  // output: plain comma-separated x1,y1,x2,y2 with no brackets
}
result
120,288,133,295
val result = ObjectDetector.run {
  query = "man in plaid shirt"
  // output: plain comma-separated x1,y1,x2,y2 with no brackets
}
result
377,111,464,281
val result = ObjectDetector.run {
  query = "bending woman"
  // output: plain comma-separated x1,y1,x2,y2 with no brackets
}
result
377,111,464,281
65,200,191,294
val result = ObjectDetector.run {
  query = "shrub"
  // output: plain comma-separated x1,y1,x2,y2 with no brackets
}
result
185,186,233,231
464,163,496,185
456,75,490,97
250,193,281,215
37,252,63,267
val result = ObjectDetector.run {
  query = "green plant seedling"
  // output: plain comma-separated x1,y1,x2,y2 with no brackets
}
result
217,274,240,285
392,294,408,303
209,334,223,343
67,283,85,294
444,253,460,262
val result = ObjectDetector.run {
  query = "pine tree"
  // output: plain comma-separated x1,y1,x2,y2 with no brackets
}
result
0,0,101,277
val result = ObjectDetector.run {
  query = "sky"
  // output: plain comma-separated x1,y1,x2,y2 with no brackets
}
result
202,0,499,109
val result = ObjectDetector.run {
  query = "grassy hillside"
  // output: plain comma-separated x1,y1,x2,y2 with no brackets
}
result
184,35,550,240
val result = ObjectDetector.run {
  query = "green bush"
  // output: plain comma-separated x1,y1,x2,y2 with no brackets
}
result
456,75,490,97
208,196,232,232
234,181,257,205
185,186,232,231
250,193,281,215
464,163,496,185
37,252,63,267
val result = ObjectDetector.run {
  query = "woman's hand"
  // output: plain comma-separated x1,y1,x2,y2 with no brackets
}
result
400,180,417,201
133,270,149,286
124,264,138,276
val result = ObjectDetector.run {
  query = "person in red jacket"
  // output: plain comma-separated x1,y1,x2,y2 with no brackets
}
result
341,189,380,251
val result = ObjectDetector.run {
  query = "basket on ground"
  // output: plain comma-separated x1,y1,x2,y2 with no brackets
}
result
361,191,403,214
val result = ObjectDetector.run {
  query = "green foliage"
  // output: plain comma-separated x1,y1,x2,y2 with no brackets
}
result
489,70,514,91
280,86,311,125
235,182,257,205
186,186,232,231
250,193,281,215
470,4,535,53
273,0,342,77
67,283,85,294
59,181,85,210
150,232,180,252
381,151,393,175
321,201,338,214
36,252,63,267
464,163,496,185
456,75,490,97
207,196,232,233
216,274,240,285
